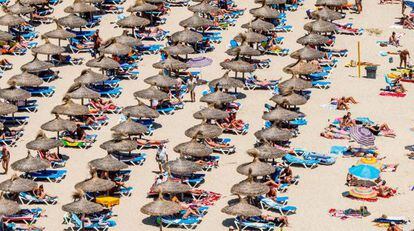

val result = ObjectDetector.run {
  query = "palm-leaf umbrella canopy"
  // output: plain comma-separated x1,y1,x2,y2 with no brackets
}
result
74,69,109,84
231,176,270,197
41,115,77,132
32,39,65,55
117,14,150,28
200,91,236,104
121,103,160,118
185,123,222,139
127,1,158,12
234,31,267,43
0,86,31,101
179,14,214,28
113,32,142,47
152,179,192,194
304,19,337,33
188,1,220,13
249,5,280,18
62,196,104,214
89,155,129,171
0,199,20,216
0,102,17,115
237,151,275,176
278,76,312,91
75,174,115,192
262,107,301,121
11,152,50,172
44,23,76,40
8,2,35,14
296,33,330,46
220,60,256,73
163,158,202,175
241,18,275,31
145,0,165,3
20,0,48,4
163,44,195,56
311,7,344,21
315,0,347,6
222,198,261,217
283,61,321,75
290,46,325,61
174,140,213,157
100,138,137,153
66,84,100,99
226,44,262,57
99,41,132,56
0,176,37,193
86,56,120,70
254,0,286,4
208,72,245,89
171,29,203,44
8,72,43,87
0,30,13,41
270,92,308,105
57,14,88,28
144,73,179,88
133,86,169,100
141,196,181,216
153,56,189,71
26,131,62,151
52,99,89,116
64,1,99,13
0,14,25,27
21,55,54,72
193,107,229,120
248,144,286,159
254,126,293,142
111,117,148,136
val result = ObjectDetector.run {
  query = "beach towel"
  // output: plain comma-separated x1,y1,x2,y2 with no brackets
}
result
328,209,363,220
379,91,406,97
320,104,337,110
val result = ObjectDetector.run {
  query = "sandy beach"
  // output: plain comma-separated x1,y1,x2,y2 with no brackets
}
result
0,0,414,230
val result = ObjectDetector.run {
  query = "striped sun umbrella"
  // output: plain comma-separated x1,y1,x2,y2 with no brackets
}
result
349,126,375,146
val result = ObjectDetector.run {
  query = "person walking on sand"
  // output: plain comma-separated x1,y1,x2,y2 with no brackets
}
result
156,144,168,173
91,29,102,58
355,0,362,13
399,49,410,68
186,75,197,102
1,145,10,174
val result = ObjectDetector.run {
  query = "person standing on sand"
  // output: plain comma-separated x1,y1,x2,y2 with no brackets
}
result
399,49,410,68
355,0,362,13
91,29,102,58
186,75,197,102
156,144,168,173
1,145,10,174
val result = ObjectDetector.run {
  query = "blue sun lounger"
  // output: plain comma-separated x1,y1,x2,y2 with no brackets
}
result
302,152,336,165
258,196,297,215
17,100,38,113
19,192,58,205
25,169,67,183
283,154,319,169
69,213,116,231
0,116,29,126
112,153,147,166
235,216,277,231
22,86,55,97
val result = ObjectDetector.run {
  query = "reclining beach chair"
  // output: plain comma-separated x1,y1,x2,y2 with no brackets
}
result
257,196,297,215
69,213,116,231
5,223,44,231
25,169,67,183
0,116,29,126
2,208,42,224
19,192,58,205
160,215,201,229
21,86,55,97
234,216,277,231
112,153,147,166
17,100,39,113
283,154,319,168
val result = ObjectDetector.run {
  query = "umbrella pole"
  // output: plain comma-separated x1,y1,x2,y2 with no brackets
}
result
159,216,163,231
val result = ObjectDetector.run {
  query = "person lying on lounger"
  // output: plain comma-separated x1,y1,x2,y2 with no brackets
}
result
279,165,294,184
218,113,245,130
38,150,61,162
62,124,87,143
171,196,200,219
375,182,396,197
0,125,22,140
0,58,12,67
264,179,280,199
261,213,289,227
136,138,169,146
32,184,56,200
89,98,118,112
0,42,25,55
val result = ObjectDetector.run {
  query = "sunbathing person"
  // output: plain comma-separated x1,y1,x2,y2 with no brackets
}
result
204,138,234,148
0,125,22,140
218,114,245,130
171,196,200,219
375,182,396,197
387,222,403,231
38,150,61,162
402,15,414,29
364,123,395,138
33,184,56,200
321,126,350,139
0,58,12,68
264,179,280,199
340,112,356,128
331,96,358,110
62,124,87,143
0,42,25,55
261,213,289,227
89,98,118,112
136,138,169,146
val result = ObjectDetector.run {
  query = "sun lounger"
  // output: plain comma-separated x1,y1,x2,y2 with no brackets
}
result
257,195,289,206
234,216,278,231
302,151,336,165
373,216,409,225
68,213,116,231
112,153,146,166
3,208,42,224
283,154,319,168
0,116,29,126
25,169,67,183
5,223,44,231
258,195,297,215
264,48,289,56
157,105,175,115
21,86,55,97
160,215,201,230
19,192,58,205
171,173,205,188
113,186,133,197
312,80,331,89
17,100,39,113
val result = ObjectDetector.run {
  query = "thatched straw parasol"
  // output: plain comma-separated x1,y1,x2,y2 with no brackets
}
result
0,30,13,41
26,131,62,151
193,107,229,120
86,56,120,70
0,85,31,101
99,41,132,56
262,107,301,121
122,102,160,118
100,137,137,153
248,144,286,159
20,0,48,4
208,72,245,89
89,154,129,171
140,195,181,231
188,1,220,14
254,0,286,4
283,61,321,75
74,69,109,84
0,102,17,115
222,197,261,217
0,198,20,216
200,91,236,104
241,18,275,31
144,72,179,88
117,14,150,28
127,0,158,12
44,21,76,40
278,76,313,90
304,19,337,33
41,115,77,133
171,29,203,44
62,192,104,214
152,56,189,71
64,1,99,13
57,14,88,28
163,158,202,175
220,60,256,73
311,7,343,21
75,173,115,192
32,39,65,55
226,44,262,57
51,98,89,116
173,140,212,157
231,172,270,196
66,83,100,100
111,117,148,136
270,92,308,106
179,14,214,28
163,44,195,56
234,31,267,43
0,14,25,27
315,0,347,7
296,33,330,46
8,72,43,87
133,86,169,100
185,123,222,139
249,5,280,18
152,179,192,194
0,176,37,193
290,46,325,61
254,126,293,142
11,152,50,173
21,55,54,72
8,2,35,14
112,31,142,47
237,150,275,176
